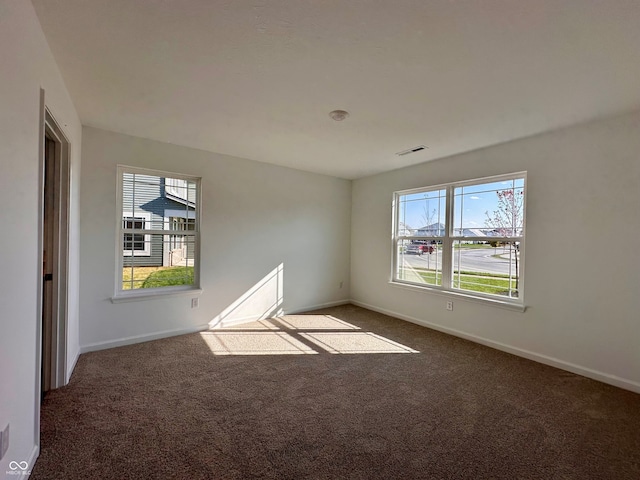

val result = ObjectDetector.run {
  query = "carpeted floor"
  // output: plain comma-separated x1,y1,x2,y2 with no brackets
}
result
31,304,640,479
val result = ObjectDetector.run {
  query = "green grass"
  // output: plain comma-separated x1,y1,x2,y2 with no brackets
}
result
452,273,517,296
143,267,194,288
122,266,194,290
398,267,517,297
452,243,491,249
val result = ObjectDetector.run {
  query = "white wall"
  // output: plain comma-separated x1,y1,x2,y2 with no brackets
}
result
79,127,351,350
351,111,640,393
0,0,82,475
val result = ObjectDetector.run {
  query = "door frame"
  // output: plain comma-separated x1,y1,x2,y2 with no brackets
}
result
35,90,71,399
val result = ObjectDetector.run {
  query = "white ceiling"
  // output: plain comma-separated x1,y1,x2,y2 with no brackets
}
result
32,0,640,179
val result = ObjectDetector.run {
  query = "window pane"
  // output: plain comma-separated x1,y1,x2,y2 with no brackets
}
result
397,189,446,237
122,173,197,231
121,234,195,290
454,178,524,237
452,240,520,298
123,233,145,250
121,265,194,290
396,239,442,286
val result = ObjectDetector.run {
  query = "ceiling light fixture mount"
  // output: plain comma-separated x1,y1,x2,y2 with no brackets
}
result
329,110,350,121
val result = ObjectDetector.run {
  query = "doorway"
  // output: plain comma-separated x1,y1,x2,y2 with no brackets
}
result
38,103,71,397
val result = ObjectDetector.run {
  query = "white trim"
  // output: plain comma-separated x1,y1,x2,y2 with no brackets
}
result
165,208,196,219
351,300,640,394
122,211,151,256
66,347,80,383
80,323,211,353
77,297,640,394
285,299,351,314
111,287,203,303
115,165,202,296
82,299,350,352
393,172,526,305
116,164,200,183
24,443,39,478
35,96,73,457
388,280,526,312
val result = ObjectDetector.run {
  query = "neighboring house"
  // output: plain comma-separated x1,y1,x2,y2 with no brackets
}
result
416,223,504,242
453,228,495,237
415,223,446,237
397,222,415,237
123,173,196,267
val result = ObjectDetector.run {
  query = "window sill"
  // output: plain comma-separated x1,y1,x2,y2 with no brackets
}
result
388,281,526,312
111,287,203,304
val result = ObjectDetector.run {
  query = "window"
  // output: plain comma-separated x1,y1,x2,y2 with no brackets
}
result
116,166,200,296
122,212,151,256
393,173,526,306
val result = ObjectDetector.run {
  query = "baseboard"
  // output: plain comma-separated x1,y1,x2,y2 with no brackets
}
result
286,299,351,314
78,299,352,354
25,443,39,478
65,347,80,384
351,300,640,394
80,324,210,354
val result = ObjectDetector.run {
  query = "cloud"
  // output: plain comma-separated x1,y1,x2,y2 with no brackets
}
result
470,196,481,200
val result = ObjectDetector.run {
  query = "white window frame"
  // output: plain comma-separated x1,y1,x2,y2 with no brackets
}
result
114,165,202,302
391,172,526,309
122,211,151,256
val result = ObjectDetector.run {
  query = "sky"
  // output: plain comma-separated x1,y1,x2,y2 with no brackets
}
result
398,178,525,232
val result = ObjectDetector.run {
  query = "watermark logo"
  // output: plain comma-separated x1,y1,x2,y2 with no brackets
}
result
6,460,30,476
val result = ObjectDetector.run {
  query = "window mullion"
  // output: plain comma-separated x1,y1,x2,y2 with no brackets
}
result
441,186,454,288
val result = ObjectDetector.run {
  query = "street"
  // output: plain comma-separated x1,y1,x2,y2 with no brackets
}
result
401,247,518,276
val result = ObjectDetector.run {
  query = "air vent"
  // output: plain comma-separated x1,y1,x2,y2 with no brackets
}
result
396,145,427,156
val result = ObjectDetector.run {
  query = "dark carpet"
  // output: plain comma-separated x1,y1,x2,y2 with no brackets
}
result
31,304,640,479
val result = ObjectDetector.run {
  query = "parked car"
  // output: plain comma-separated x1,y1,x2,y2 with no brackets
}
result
405,243,435,255
405,244,423,255
421,244,435,254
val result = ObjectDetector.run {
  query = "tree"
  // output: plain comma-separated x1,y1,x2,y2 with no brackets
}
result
485,189,524,294
421,205,437,231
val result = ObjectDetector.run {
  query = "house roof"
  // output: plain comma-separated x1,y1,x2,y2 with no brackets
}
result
416,223,446,231
32,0,640,179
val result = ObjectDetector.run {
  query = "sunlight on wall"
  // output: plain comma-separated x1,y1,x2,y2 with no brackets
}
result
209,263,284,328
200,314,419,356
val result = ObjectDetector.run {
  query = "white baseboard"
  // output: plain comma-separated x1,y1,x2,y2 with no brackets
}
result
351,300,640,394
78,299,351,354
80,324,210,354
286,299,351,314
65,348,80,384
25,443,39,478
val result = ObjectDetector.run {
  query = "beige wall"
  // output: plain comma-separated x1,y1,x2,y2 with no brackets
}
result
79,127,351,350
0,0,82,472
351,110,640,392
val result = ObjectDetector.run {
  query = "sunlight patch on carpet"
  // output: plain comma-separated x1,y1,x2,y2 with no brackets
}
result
201,314,420,355
275,315,361,331
199,331,317,355
299,332,419,354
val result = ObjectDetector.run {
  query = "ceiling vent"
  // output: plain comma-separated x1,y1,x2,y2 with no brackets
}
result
396,145,427,156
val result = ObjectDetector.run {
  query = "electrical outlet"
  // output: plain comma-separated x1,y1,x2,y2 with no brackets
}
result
191,297,199,309
446,301,453,311
0,423,9,461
